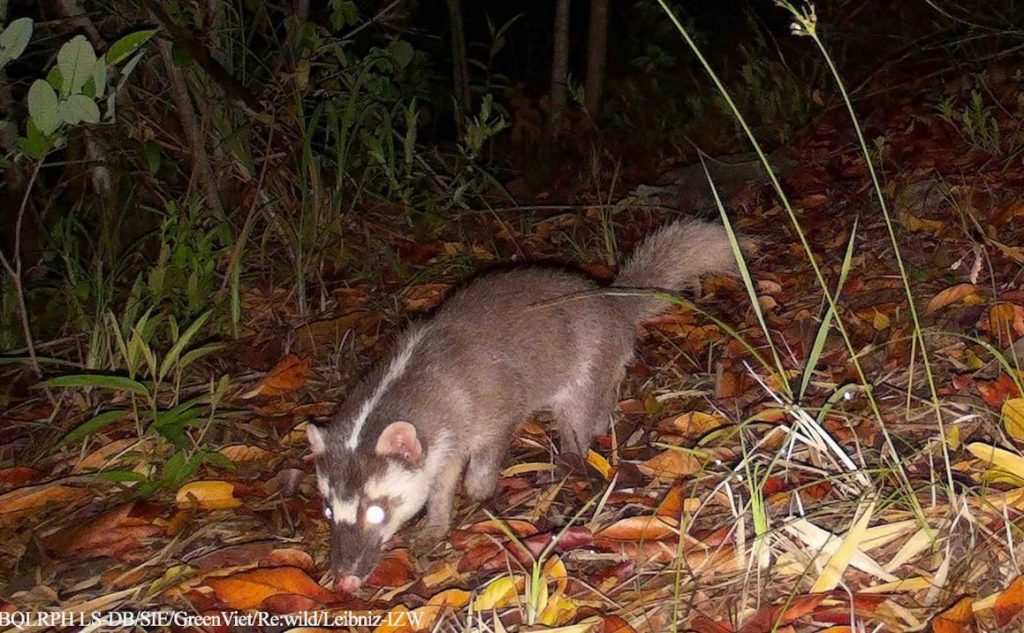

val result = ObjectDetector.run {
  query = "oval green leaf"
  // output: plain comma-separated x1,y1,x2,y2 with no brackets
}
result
27,79,60,134
0,17,33,67
57,34,97,94
106,29,157,66
59,94,100,125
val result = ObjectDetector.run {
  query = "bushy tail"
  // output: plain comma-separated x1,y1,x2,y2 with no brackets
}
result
612,220,738,323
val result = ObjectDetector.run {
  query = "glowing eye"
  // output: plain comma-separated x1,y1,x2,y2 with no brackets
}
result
323,505,333,521
365,505,385,525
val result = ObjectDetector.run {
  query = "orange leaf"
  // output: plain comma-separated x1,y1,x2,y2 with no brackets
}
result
638,449,700,478
0,483,89,527
926,283,980,314
932,596,977,633
204,566,334,610
994,575,1024,626
176,480,241,510
243,354,309,398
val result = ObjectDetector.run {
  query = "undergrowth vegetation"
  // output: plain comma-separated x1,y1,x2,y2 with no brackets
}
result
6,0,1024,630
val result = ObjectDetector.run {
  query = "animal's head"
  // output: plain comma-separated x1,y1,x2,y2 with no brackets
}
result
307,420,430,593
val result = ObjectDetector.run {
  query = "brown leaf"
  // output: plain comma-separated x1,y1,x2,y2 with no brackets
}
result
0,466,42,489
365,548,414,588
218,444,272,464
242,354,309,398
203,566,335,610
595,515,678,541
602,615,638,633
46,501,163,561
403,283,452,312
260,548,315,572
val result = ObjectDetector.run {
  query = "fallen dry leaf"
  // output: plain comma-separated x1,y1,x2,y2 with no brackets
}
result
926,283,979,314
242,354,309,398
596,514,678,541
176,480,241,510
0,482,89,527
203,566,334,610
993,575,1024,627
218,444,272,464
46,501,163,561
638,449,701,478
932,596,977,633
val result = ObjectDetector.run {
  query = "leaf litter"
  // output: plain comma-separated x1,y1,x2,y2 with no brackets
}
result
9,74,1024,633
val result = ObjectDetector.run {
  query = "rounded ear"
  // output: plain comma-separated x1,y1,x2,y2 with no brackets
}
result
375,421,422,465
306,423,326,455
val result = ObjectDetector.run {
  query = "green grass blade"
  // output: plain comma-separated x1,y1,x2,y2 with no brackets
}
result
158,310,212,382
37,374,149,396
57,409,127,447
798,218,858,401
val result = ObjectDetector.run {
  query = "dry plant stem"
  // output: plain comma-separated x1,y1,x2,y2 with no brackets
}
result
155,37,224,220
1,160,44,378
792,4,956,505
654,0,925,523
220,127,275,295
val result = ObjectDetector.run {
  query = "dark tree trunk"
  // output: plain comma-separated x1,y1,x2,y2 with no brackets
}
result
585,0,609,116
447,0,471,131
549,0,571,136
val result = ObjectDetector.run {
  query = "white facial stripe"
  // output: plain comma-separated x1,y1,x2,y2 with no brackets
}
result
362,432,455,542
316,472,329,498
331,496,359,524
344,327,428,450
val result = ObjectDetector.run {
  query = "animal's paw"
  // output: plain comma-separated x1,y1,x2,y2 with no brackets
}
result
463,475,498,501
410,524,448,556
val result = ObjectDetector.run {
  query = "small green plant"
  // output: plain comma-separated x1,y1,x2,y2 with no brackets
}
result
37,310,228,495
936,89,1008,155
21,30,155,158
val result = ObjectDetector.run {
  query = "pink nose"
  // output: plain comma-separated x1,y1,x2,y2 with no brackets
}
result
334,574,362,594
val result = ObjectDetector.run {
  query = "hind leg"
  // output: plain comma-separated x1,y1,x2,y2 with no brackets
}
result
553,374,620,457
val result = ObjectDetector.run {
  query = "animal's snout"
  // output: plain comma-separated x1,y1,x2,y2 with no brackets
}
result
334,573,363,594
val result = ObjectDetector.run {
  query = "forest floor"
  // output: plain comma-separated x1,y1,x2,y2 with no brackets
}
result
5,77,1024,633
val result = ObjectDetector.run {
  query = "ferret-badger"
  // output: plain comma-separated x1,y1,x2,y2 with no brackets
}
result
306,220,738,592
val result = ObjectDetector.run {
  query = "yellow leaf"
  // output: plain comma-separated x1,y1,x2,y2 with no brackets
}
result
946,425,961,450
501,462,556,477
872,309,891,330
967,442,1024,480
810,499,876,593
901,212,944,235
175,480,241,510
472,575,522,611
1003,398,1024,441
586,450,611,480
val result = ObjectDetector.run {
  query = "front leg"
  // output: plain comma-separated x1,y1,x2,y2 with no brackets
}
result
411,456,465,554
464,444,506,501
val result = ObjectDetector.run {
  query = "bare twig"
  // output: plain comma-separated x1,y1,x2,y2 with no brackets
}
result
0,160,44,378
